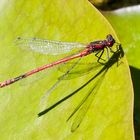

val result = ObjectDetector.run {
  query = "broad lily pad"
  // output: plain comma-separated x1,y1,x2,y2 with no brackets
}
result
0,0,133,140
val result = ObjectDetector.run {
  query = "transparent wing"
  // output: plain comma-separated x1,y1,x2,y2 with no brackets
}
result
40,57,82,105
68,70,107,132
15,37,85,55
57,58,102,80
67,84,97,132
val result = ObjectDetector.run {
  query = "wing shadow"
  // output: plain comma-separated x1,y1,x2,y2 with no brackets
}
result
38,45,124,117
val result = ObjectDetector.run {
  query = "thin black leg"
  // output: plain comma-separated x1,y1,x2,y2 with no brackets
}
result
95,50,105,62
96,49,104,63
95,50,101,57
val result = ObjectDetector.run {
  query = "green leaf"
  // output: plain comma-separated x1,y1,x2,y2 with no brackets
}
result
0,0,133,140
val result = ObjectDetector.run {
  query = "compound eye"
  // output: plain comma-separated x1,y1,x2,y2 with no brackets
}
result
107,34,112,41
107,34,115,43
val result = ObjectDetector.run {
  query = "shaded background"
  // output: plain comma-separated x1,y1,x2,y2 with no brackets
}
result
90,0,140,10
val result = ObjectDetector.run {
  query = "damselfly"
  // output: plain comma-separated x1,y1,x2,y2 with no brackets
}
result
0,34,116,88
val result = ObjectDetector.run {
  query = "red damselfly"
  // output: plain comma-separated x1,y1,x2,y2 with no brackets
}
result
0,34,116,88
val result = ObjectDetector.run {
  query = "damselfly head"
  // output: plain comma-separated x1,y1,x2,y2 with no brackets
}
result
106,34,115,47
